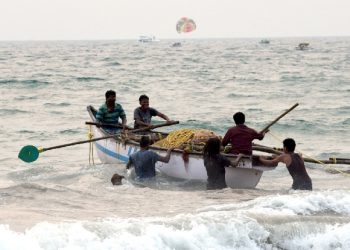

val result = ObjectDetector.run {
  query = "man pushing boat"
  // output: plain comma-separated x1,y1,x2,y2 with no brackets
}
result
259,138,313,190
126,136,174,179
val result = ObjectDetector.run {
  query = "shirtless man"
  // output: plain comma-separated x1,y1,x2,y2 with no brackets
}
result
259,138,312,190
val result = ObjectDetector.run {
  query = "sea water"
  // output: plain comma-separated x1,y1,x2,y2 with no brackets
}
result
0,38,349,249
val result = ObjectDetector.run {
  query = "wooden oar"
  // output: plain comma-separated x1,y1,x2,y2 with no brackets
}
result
259,103,299,133
304,157,350,165
252,144,350,165
18,120,179,163
253,145,283,155
328,158,350,165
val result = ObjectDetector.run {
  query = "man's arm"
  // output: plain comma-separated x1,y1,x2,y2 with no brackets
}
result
134,119,150,127
158,148,174,163
229,153,246,167
259,154,286,166
121,116,127,130
156,111,170,122
221,129,231,147
95,106,105,123
253,129,266,141
118,105,127,127
126,158,133,169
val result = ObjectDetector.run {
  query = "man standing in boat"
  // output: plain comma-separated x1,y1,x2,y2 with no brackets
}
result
259,138,312,190
133,95,173,129
222,112,266,155
126,136,174,179
96,90,127,133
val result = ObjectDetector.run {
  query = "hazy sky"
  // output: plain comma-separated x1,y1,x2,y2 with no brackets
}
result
1,0,349,40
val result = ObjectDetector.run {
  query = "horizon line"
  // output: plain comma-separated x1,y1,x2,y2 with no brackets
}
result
1,35,350,42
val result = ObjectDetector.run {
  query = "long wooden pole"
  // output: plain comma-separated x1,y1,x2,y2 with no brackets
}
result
42,134,120,152
85,121,133,130
252,144,350,165
43,120,179,152
19,121,180,163
259,103,299,133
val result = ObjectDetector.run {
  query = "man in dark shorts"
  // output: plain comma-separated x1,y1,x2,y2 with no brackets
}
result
133,94,173,129
222,112,266,155
259,138,312,190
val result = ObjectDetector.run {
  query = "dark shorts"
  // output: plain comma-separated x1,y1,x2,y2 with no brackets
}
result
207,178,227,190
292,178,312,190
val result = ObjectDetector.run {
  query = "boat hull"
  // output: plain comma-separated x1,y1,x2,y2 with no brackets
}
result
87,106,274,189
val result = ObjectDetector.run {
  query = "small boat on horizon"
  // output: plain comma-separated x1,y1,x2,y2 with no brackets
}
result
296,43,310,50
138,35,159,43
259,39,270,44
171,42,182,47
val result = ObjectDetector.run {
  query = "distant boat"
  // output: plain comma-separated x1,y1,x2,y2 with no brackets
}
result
296,43,310,50
171,42,182,47
259,39,270,44
138,35,159,43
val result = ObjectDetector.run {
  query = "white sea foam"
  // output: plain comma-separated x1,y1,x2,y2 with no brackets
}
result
1,190,350,250
199,190,350,216
1,210,350,250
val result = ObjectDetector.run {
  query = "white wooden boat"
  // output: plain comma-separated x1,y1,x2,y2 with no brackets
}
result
87,106,276,188
296,42,310,50
259,39,270,44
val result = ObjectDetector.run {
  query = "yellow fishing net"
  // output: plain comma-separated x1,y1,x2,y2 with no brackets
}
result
153,128,220,151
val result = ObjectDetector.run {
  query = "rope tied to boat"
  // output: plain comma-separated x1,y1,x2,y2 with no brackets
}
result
88,125,95,165
331,157,337,164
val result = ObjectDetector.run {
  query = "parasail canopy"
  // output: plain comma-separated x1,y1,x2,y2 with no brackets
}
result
176,17,196,34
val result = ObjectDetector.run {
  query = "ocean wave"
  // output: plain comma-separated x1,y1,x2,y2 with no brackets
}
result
106,62,121,66
1,190,348,249
59,128,83,135
76,77,105,82
0,79,50,86
14,96,37,101
0,183,51,194
342,118,350,125
0,109,29,115
199,190,350,216
0,208,350,250
43,102,71,107
279,75,307,82
18,130,36,134
226,93,240,98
